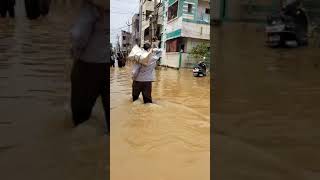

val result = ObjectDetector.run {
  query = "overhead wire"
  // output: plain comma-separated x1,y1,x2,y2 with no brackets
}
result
110,0,140,44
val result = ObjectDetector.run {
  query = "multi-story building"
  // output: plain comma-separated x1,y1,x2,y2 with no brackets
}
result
143,0,164,47
160,0,210,68
139,0,155,45
131,13,141,46
120,30,132,55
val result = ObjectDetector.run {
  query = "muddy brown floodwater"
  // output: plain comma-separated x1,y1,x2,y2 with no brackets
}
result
214,22,320,180
110,64,210,180
0,1,106,180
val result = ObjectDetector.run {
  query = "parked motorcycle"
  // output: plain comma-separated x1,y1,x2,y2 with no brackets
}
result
265,0,308,47
193,61,207,77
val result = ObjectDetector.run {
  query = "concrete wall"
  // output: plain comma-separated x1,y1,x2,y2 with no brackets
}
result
120,31,132,53
167,17,183,34
157,3,164,25
132,14,140,45
162,52,180,68
161,0,169,53
140,0,155,44
161,52,197,68
197,0,210,22
180,53,192,68
165,0,210,40
185,38,210,52
181,21,210,39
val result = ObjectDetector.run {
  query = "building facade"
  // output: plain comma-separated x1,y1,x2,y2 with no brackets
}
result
120,30,132,55
160,0,210,68
131,13,141,46
139,0,155,45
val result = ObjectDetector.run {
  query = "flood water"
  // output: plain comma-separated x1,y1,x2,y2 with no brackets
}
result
0,1,106,180
213,22,320,180
110,64,210,180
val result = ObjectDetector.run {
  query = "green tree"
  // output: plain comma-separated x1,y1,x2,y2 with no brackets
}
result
190,43,210,63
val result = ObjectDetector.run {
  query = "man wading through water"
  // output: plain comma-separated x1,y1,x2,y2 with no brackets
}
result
132,42,162,104
70,0,109,134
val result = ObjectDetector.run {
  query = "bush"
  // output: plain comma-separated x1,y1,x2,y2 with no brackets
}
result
190,43,210,63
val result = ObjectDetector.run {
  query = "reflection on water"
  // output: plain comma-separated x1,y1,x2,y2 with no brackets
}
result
214,23,320,180
110,66,210,180
0,1,106,180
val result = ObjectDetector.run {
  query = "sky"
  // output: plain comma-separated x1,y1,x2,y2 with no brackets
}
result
110,0,140,46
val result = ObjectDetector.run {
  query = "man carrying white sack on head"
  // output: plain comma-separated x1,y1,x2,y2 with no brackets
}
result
128,41,162,104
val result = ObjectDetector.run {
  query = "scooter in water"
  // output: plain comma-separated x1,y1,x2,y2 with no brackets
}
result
193,61,207,77
265,0,308,47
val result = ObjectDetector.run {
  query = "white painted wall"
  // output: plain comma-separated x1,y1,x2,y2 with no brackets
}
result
161,52,197,68
166,17,183,36
157,4,164,24
180,53,191,68
197,0,210,22
181,21,210,40
163,52,180,68
185,38,210,52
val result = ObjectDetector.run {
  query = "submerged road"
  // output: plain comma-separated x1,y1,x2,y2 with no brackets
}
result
0,1,106,179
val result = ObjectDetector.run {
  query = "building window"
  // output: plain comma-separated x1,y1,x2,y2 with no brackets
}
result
168,1,178,21
166,38,182,52
166,39,177,52
180,44,185,52
144,28,150,38
205,8,210,14
146,10,152,19
187,4,192,13
123,36,126,40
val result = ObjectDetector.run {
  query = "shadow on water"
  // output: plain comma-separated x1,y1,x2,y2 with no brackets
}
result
110,65,210,180
214,22,320,180
0,1,106,180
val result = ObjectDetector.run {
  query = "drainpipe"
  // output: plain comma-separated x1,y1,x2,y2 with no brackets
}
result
178,49,182,69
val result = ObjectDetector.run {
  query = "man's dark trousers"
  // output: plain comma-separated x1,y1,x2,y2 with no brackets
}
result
132,81,152,103
71,60,109,132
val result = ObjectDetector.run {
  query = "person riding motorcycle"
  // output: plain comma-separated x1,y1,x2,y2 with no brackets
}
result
266,0,308,47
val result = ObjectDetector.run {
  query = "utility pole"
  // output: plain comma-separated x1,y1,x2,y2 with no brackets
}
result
126,21,131,53
149,14,153,43
154,0,158,38
117,34,120,54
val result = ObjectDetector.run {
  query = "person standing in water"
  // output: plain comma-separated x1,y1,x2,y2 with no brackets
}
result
70,0,108,133
110,51,115,67
0,0,15,18
131,42,162,104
